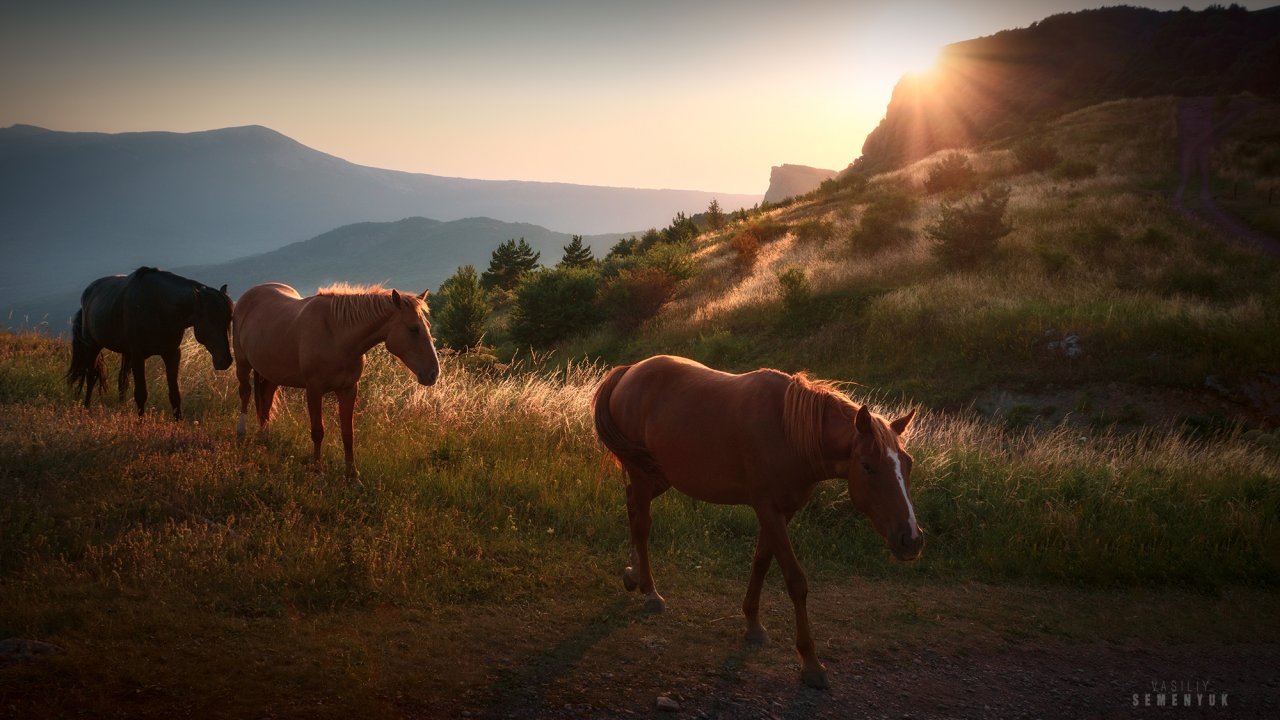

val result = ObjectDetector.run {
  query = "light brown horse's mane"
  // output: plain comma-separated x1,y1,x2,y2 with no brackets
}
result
316,283,403,328
783,372,892,469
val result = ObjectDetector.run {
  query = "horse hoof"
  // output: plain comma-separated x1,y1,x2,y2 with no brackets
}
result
744,626,769,644
623,567,638,592
800,667,830,690
644,596,666,614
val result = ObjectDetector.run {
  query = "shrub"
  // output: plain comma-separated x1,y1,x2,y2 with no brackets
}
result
1055,159,1098,180
924,152,979,194
1013,137,1061,173
730,229,761,273
598,266,679,329
750,217,788,243
507,267,603,347
481,237,541,292
795,218,835,244
850,186,918,254
434,265,490,351
928,186,1013,267
641,242,697,281
776,267,811,313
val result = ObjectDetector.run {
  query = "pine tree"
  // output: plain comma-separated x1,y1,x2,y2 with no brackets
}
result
706,198,726,231
558,235,595,268
481,237,541,291
435,265,490,351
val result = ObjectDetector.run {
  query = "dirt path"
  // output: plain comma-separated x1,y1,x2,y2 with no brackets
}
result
1174,97,1280,256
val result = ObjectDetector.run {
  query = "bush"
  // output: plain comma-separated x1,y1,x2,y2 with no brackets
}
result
776,267,811,313
850,186,918,254
730,229,761,273
924,152,979,194
749,217,788,243
1013,137,1061,173
507,267,603,347
1055,159,1098,180
795,218,835,244
599,267,679,329
434,265,490,351
928,186,1013,267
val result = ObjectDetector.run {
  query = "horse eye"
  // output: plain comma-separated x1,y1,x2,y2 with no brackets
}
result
408,325,420,335
861,462,874,475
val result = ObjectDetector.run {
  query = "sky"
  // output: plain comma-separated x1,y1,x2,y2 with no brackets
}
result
1,1,1273,194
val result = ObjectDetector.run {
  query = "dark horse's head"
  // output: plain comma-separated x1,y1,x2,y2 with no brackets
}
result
847,406,923,562
193,284,234,371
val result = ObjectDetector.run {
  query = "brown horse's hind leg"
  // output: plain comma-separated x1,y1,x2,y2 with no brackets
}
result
742,530,775,644
755,504,828,689
623,470,667,613
306,388,325,469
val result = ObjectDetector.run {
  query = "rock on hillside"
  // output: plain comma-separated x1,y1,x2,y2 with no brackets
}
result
763,164,838,204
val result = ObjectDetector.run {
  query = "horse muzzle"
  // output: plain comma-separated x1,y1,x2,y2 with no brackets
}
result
891,528,925,562
416,368,439,387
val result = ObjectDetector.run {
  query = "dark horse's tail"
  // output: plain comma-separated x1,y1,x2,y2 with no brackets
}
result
65,309,106,399
592,365,661,476
252,370,276,426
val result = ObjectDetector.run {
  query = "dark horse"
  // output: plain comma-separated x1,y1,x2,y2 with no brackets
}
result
593,355,922,688
66,267,234,419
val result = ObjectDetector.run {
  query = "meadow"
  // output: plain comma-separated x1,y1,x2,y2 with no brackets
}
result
3,95,1279,717
1,327,1277,717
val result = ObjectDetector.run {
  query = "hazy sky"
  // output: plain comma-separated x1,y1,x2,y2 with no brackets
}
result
2,1,1272,194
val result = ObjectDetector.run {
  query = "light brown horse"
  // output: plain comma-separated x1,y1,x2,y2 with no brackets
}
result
233,282,440,477
593,355,921,688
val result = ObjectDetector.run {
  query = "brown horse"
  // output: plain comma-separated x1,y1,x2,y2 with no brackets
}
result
233,282,440,477
593,355,921,688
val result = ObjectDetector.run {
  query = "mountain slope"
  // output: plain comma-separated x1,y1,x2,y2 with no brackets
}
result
856,4,1280,172
0,124,759,310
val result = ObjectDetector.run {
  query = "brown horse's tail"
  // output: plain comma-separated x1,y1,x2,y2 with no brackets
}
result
65,309,106,397
592,365,661,476
252,370,277,426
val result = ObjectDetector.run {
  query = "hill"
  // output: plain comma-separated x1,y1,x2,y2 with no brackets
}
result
762,164,837,204
0,124,760,315
856,4,1280,172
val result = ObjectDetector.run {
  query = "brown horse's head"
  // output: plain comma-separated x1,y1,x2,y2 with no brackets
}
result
193,284,234,371
383,289,440,386
847,406,922,562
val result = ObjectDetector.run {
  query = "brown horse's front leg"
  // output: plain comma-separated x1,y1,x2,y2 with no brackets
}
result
235,358,252,439
743,530,774,644
305,388,325,468
162,347,182,420
337,385,358,478
755,504,827,689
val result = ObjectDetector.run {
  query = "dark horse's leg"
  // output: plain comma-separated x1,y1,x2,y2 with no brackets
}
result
131,353,148,416
754,504,828,689
306,388,325,468
742,529,776,644
117,352,131,401
622,466,669,613
337,385,358,478
81,345,104,408
162,346,182,420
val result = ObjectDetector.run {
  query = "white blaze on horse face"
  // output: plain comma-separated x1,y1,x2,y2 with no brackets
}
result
886,448,919,539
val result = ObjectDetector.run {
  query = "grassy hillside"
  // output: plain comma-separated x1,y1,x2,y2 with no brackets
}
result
565,97,1280,422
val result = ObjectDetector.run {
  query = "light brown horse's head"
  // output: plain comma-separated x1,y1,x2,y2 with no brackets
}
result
383,289,440,386
847,406,922,562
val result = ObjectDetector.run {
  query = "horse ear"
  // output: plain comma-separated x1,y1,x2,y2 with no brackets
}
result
417,289,429,301
391,289,403,307
219,284,228,296
890,408,916,436
855,405,874,435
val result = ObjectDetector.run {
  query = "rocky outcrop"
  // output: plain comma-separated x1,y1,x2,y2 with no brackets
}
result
763,164,837,204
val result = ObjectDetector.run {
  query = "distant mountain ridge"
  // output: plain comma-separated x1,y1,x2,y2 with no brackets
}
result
8,216,627,330
763,164,837,204
0,123,759,311
856,4,1280,172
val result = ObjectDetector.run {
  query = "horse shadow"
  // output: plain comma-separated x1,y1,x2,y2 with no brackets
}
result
705,639,833,720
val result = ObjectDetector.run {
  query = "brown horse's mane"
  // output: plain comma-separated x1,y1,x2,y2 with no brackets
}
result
316,283,406,328
783,373,892,469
